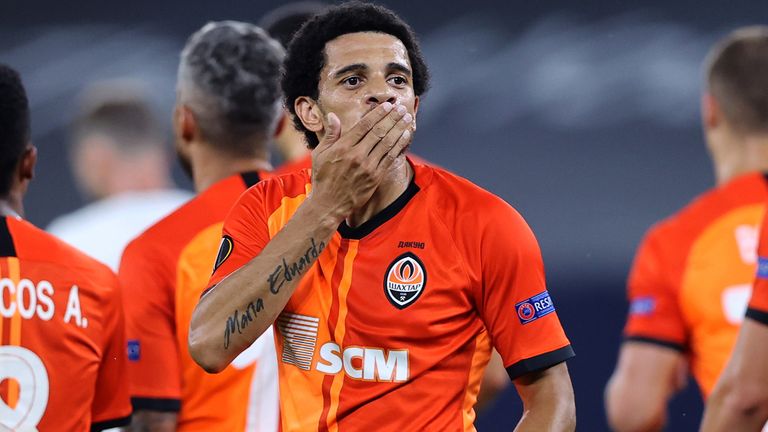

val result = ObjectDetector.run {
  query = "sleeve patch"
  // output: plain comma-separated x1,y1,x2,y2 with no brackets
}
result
758,257,768,279
629,296,656,316
213,235,234,273
516,291,555,324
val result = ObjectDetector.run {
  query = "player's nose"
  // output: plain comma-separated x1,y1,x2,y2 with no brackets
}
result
366,79,398,107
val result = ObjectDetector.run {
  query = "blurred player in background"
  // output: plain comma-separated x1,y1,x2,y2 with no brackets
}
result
703,208,768,430
189,3,575,431
119,22,283,431
700,27,768,432
258,1,328,167
0,64,131,431
606,26,768,432
47,83,191,270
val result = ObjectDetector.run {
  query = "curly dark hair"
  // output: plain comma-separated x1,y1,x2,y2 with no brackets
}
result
0,64,30,197
282,1,430,148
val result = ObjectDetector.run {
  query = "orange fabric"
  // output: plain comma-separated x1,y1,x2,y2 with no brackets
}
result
749,209,768,313
0,216,130,431
624,172,768,396
119,172,272,431
208,159,572,431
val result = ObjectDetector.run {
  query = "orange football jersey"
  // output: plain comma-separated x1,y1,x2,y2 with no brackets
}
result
120,172,279,431
624,172,768,396
747,206,768,322
208,159,574,431
0,216,131,431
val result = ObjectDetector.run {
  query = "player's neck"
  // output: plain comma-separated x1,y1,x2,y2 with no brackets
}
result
713,133,768,185
0,197,23,219
345,156,412,229
191,144,273,193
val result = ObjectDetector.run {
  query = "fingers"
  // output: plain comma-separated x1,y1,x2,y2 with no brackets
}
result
378,127,412,171
356,104,407,153
334,101,395,147
367,110,412,165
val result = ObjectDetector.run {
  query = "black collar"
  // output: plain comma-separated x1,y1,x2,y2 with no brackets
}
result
0,216,17,257
337,178,420,240
240,171,261,188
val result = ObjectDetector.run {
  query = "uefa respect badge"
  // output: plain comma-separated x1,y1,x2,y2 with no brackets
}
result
516,291,556,324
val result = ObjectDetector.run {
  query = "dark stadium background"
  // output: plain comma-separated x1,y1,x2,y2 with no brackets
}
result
4,0,767,430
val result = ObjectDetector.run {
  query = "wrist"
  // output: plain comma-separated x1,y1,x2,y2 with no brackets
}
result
301,196,346,230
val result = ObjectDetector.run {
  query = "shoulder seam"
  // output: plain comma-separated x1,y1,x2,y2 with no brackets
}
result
429,195,475,299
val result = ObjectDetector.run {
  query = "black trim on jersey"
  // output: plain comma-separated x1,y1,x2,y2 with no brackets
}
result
0,216,16,257
240,171,261,188
506,344,575,381
90,414,132,431
762,171,768,185
131,397,181,412
337,178,420,240
746,307,768,326
624,335,686,352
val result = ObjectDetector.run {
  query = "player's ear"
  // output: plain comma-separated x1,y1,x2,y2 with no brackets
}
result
176,104,199,144
702,92,720,130
294,97,324,134
18,144,37,184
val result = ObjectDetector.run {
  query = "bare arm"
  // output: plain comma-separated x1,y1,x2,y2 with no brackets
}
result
124,411,177,432
188,102,412,373
701,319,768,432
513,362,575,432
605,342,686,432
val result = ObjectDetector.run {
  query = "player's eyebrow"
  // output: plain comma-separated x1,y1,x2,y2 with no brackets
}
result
333,63,368,78
387,62,412,77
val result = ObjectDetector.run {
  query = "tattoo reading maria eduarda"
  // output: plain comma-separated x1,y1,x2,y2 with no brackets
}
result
268,238,326,294
224,298,264,349
223,237,326,350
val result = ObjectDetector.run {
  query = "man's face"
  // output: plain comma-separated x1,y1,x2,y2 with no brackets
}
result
313,32,419,139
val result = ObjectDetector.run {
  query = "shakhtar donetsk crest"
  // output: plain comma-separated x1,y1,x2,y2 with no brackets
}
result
384,252,427,309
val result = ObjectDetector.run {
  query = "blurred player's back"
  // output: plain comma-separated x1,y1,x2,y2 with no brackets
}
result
1,216,131,431
0,63,131,432
606,27,768,431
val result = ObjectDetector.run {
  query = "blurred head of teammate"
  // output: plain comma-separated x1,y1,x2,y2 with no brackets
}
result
282,0,430,150
702,26,768,184
0,63,36,218
175,21,284,190
71,81,171,200
258,1,328,163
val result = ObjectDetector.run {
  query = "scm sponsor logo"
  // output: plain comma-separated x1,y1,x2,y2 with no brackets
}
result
315,342,409,382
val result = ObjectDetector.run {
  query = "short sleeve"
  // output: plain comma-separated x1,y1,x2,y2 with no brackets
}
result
91,273,132,429
205,184,271,292
623,229,687,351
118,239,181,410
747,212,768,324
475,203,574,381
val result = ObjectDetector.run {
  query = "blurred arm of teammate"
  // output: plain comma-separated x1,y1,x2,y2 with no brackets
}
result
701,319,768,432
189,102,413,373
513,362,575,431
475,350,510,411
605,342,687,432
125,412,177,432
